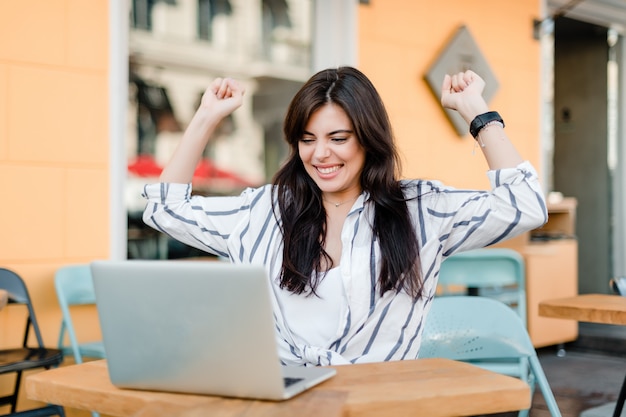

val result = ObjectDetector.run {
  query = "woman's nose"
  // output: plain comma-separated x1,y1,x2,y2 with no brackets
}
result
313,140,330,159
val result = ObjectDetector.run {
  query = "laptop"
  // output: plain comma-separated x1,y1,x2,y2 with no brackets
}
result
90,259,336,401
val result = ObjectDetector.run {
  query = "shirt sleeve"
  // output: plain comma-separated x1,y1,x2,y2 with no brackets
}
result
413,160,548,257
141,183,270,258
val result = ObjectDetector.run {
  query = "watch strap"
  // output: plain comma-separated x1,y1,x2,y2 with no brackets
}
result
469,111,504,139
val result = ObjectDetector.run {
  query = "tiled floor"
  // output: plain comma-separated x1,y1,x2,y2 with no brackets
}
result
529,347,625,417
494,321,626,417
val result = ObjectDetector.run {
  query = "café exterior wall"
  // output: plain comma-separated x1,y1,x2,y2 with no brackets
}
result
0,0,109,368
358,0,542,189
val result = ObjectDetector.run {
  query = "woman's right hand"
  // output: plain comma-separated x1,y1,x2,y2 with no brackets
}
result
200,77,245,120
158,77,245,184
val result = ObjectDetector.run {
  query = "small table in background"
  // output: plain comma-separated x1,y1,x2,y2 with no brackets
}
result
539,294,626,417
538,294,626,325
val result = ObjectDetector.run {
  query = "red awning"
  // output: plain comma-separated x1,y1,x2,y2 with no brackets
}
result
192,159,253,188
128,155,253,189
127,155,163,177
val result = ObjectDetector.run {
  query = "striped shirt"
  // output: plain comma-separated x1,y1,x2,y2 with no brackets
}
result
142,161,547,366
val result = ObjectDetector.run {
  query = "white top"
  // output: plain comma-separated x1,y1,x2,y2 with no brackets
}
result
275,267,344,349
142,161,547,366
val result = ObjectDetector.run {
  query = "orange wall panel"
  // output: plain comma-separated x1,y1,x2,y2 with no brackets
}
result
359,0,542,190
67,0,110,70
66,168,110,258
0,0,110,383
0,64,6,159
8,66,108,164
0,0,66,66
0,166,66,260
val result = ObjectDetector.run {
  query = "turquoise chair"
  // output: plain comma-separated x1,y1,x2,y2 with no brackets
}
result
437,249,530,385
55,265,107,364
55,265,105,417
420,296,562,417
438,248,527,326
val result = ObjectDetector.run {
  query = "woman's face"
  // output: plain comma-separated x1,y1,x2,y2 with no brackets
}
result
298,103,366,202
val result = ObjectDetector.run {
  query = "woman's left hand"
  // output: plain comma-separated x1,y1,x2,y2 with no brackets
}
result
440,70,489,124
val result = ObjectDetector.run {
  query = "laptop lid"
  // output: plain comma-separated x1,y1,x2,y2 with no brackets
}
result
90,260,336,401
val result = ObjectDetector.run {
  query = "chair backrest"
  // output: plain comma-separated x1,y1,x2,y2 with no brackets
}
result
55,265,97,306
0,268,45,348
420,296,535,361
438,248,526,325
55,264,98,363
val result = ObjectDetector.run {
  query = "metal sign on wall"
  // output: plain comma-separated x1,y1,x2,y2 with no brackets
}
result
425,25,499,137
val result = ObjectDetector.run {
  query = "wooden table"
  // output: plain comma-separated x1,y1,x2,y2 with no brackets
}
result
0,289,8,310
538,294,626,325
26,358,531,417
539,293,626,417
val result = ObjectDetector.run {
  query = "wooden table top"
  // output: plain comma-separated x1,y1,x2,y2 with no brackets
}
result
0,289,8,310
538,294,626,325
26,358,531,417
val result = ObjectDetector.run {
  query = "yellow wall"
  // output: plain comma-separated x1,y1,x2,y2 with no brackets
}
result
0,0,109,372
358,0,541,189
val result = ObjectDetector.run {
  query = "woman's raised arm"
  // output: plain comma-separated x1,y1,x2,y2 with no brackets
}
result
159,77,245,184
441,70,523,170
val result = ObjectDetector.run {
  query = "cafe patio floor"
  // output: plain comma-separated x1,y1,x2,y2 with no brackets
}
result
494,322,626,417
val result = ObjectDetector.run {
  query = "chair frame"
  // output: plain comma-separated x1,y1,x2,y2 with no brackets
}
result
438,248,527,325
0,268,66,417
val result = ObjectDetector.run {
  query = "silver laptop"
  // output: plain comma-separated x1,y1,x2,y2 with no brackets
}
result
90,260,336,401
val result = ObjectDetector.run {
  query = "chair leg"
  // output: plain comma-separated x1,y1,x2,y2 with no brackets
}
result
529,356,562,417
612,372,626,417
11,370,24,413
517,360,534,417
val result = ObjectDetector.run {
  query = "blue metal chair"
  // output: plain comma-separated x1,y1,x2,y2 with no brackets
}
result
55,264,106,364
420,296,562,417
0,268,66,417
438,248,527,325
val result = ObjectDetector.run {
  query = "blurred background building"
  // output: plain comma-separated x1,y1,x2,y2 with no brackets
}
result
125,0,317,257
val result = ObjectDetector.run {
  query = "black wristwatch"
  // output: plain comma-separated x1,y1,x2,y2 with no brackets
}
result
469,111,505,139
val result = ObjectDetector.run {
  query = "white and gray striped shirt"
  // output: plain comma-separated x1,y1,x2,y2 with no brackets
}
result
142,161,547,366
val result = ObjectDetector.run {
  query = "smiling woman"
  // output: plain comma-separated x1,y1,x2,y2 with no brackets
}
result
142,66,547,367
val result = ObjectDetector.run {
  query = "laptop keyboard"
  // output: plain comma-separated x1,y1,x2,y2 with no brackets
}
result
283,377,304,387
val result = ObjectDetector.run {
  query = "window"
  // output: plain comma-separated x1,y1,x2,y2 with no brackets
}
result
198,0,233,41
132,0,178,31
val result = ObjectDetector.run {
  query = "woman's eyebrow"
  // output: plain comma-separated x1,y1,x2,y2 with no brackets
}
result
329,129,353,135
302,129,353,136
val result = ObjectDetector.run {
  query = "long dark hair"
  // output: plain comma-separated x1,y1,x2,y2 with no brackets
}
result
272,66,423,300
